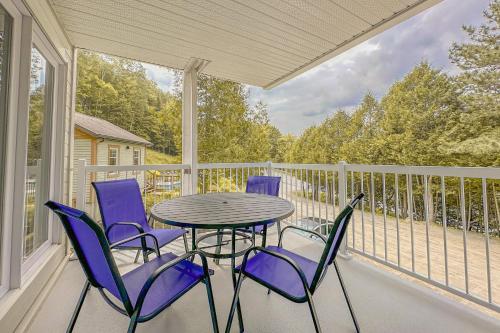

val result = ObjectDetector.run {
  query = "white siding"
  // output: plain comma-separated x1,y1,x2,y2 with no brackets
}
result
95,140,146,185
72,138,91,203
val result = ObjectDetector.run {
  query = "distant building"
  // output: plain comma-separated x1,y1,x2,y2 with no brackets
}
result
73,112,152,206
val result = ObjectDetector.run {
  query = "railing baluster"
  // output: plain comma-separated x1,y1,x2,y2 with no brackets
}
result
361,172,365,253
351,171,355,249
460,177,469,294
318,170,322,235
382,173,387,261
312,170,316,229
481,178,492,303
294,168,299,225
324,170,328,234
395,173,401,267
202,169,205,194
209,168,213,193
441,175,449,286
300,168,304,227
371,172,376,257
217,168,220,192
306,169,309,227
235,167,239,192
424,175,431,279
332,171,337,218
408,174,415,272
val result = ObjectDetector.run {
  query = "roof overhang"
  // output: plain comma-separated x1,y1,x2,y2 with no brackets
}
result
50,0,441,89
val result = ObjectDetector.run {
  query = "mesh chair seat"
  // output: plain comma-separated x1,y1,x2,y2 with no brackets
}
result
236,246,318,299
116,228,187,250
117,252,205,317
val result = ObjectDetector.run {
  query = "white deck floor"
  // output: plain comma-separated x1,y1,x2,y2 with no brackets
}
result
26,230,500,333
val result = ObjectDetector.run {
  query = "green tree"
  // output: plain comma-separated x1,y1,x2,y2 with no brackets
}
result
446,0,500,166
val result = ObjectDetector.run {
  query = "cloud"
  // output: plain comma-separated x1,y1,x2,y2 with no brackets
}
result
248,0,490,135
143,63,178,93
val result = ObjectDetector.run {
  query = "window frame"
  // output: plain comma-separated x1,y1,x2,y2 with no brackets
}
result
133,147,141,165
107,144,120,177
0,0,20,297
19,22,63,278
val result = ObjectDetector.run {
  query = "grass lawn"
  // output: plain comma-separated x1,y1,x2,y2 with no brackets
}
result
145,149,181,164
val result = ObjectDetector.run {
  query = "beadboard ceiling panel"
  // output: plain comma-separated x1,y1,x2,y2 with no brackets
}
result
50,0,441,88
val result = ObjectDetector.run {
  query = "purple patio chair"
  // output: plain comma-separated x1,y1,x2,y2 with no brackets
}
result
238,176,281,246
225,193,365,333
92,179,188,263
45,201,219,333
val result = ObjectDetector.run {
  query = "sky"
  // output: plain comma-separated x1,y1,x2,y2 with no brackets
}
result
144,0,491,135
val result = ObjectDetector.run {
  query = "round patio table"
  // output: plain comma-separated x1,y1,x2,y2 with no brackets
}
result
150,192,294,332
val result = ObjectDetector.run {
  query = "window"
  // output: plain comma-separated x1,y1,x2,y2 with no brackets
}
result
108,145,119,165
23,47,54,260
133,148,140,166
0,3,13,288
108,145,119,177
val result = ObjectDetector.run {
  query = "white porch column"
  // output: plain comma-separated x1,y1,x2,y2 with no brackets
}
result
182,58,208,195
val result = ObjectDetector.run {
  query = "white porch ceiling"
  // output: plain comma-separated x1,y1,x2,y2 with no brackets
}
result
49,0,441,88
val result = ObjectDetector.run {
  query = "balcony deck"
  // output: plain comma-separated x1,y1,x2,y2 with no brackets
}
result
26,229,499,333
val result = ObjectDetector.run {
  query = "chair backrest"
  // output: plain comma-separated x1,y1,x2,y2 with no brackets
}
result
310,193,364,293
45,201,132,312
246,176,281,196
92,179,149,243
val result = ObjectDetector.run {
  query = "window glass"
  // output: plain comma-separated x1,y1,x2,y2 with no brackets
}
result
23,47,54,259
133,148,140,166
0,5,13,274
108,146,118,165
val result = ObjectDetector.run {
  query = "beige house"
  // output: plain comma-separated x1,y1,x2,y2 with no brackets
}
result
73,112,152,206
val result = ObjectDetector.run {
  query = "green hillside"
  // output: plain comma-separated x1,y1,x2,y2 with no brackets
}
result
145,149,180,165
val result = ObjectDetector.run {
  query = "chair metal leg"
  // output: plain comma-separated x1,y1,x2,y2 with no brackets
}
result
183,232,189,253
214,230,223,265
231,229,244,332
133,250,141,263
142,249,149,263
277,221,282,236
225,272,245,333
261,224,268,247
67,281,90,333
205,277,220,333
305,291,322,333
334,261,360,333
127,312,139,333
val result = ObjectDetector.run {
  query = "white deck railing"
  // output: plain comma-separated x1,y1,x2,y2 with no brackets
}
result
75,160,500,312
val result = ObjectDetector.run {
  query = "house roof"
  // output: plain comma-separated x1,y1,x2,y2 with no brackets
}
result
74,113,152,146
50,0,441,89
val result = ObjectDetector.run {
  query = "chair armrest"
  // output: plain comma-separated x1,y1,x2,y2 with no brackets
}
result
240,246,310,293
278,225,327,247
109,233,160,257
133,250,210,313
105,222,145,241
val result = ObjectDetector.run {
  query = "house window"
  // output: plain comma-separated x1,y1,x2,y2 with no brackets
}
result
133,148,140,166
22,46,55,260
108,145,119,176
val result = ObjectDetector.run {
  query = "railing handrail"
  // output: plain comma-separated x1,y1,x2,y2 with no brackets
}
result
84,163,191,172
271,163,340,171
345,163,500,179
198,162,270,169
